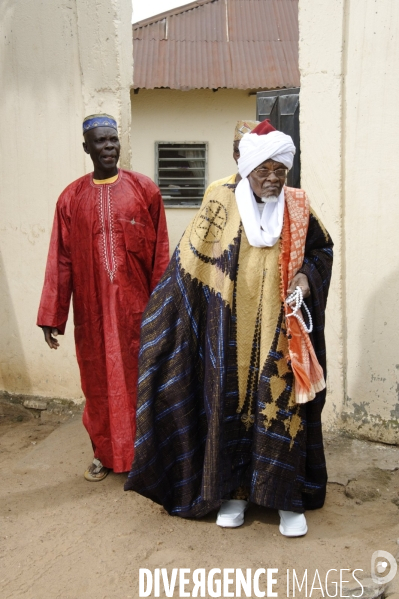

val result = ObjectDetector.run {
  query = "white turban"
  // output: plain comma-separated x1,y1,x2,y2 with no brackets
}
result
238,130,296,178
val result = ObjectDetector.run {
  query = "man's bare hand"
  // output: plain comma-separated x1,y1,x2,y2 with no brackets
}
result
42,326,60,349
287,273,310,299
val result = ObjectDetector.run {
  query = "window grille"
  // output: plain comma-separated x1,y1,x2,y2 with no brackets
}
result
155,142,207,207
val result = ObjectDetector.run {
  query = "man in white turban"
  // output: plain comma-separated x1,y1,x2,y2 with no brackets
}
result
125,120,334,538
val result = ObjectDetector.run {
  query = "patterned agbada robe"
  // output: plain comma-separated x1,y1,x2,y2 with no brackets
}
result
37,169,169,472
125,183,333,515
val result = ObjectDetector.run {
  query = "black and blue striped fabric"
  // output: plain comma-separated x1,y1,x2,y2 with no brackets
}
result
125,210,333,517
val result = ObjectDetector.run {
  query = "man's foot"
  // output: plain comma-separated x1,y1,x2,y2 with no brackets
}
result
216,500,248,528
278,510,308,537
84,458,110,482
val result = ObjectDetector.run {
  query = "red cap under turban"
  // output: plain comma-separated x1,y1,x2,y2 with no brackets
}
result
251,119,277,136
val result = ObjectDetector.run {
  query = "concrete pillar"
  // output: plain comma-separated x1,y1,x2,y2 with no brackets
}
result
298,0,346,428
340,0,399,443
0,0,133,401
76,0,133,169
299,0,399,441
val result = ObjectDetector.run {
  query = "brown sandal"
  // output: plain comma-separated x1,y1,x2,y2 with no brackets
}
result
84,458,110,482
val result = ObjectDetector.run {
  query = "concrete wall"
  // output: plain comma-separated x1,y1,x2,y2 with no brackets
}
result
131,89,256,250
299,0,399,440
0,0,133,401
343,0,399,442
298,0,346,428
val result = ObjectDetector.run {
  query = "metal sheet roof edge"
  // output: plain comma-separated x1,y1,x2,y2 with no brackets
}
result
133,0,213,29
131,86,292,91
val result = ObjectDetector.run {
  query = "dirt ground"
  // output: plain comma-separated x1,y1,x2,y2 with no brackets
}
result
1,400,399,599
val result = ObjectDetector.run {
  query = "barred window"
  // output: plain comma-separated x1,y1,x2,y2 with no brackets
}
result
155,142,207,207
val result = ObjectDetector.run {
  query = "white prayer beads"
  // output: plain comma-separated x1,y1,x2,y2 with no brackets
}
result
285,285,313,334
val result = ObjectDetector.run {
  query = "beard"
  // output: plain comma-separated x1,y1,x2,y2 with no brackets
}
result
260,194,279,204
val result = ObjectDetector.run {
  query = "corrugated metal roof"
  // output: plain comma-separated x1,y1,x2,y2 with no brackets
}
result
133,0,299,90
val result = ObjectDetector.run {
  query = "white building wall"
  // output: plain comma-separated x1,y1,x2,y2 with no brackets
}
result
131,89,256,251
0,0,133,401
299,0,399,439
298,0,346,428
343,0,399,442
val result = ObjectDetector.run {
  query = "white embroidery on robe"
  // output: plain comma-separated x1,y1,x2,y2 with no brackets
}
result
98,185,118,282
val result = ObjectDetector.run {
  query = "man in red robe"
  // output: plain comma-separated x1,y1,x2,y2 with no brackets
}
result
37,114,169,481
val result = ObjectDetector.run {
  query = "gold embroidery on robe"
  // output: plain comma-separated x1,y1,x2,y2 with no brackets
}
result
178,185,302,446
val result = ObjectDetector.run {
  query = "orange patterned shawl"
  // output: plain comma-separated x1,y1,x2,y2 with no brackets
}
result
280,188,326,403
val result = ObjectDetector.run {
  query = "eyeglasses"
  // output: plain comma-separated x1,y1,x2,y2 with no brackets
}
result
252,166,287,178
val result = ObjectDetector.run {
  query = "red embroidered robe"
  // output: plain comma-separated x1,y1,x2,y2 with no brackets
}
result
37,169,169,472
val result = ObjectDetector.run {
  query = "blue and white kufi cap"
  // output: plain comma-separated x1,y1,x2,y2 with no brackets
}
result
83,114,117,134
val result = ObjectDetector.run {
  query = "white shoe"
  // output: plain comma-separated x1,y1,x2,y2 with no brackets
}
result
216,500,248,528
278,510,308,537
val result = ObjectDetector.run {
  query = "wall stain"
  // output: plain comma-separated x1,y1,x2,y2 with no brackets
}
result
371,373,386,383
351,401,370,421
390,400,399,420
